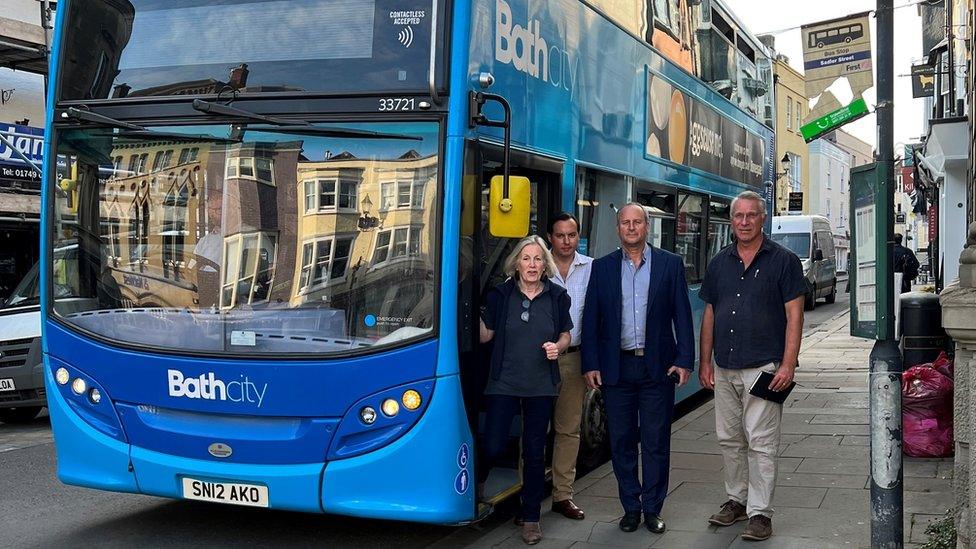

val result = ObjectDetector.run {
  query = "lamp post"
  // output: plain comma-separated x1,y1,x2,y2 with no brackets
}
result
778,153,792,179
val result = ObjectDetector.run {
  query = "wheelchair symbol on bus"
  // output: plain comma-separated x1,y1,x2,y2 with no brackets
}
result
457,443,469,469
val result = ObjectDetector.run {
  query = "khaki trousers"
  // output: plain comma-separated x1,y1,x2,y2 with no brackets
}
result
551,350,587,502
714,362,783,518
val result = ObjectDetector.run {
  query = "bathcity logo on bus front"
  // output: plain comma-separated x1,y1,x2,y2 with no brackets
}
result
494,0,578,93
167,369,268,408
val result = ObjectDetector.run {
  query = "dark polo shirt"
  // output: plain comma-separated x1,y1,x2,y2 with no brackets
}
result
699,236,806,369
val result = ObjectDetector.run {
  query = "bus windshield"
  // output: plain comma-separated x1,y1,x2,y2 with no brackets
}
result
59,0,438,100
49,121,440,356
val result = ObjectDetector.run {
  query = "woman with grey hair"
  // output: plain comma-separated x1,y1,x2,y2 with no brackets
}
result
478,235,572,545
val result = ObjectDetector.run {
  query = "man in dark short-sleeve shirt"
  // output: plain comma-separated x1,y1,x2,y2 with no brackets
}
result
698,191,806,542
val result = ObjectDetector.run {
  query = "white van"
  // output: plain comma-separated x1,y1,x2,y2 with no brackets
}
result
771,215,838,310
0,261,44,423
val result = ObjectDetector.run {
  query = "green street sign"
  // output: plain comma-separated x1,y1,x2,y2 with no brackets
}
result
801,98,870,142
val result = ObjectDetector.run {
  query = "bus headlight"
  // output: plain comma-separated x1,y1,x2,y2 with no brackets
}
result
402,390,422,411
71,378,87,395
55,368,70,385
381,398,399,417
89,388,102,404
360,406,377,425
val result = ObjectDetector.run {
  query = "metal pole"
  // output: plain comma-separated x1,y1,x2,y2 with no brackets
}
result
946,0,954,116
870,0,903,547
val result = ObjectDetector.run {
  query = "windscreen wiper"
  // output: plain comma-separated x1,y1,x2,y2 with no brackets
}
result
110,129,240,143
192,99,305,126
63,107,237,142
61,107,147,130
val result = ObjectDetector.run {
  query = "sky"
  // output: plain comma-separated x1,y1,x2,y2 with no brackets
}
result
725,0,928,151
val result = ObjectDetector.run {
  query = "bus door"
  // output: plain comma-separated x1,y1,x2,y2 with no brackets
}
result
458,140,562,508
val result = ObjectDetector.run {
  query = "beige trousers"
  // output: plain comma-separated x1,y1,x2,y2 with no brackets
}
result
714,362,784,518
551,350,587,502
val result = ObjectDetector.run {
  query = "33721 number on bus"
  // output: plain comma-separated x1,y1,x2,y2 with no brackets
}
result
378,98,416,111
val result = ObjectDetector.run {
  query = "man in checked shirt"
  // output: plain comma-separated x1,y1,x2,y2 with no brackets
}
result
545,212,593,521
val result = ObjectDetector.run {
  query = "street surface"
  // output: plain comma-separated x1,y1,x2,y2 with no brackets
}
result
0,288,851,548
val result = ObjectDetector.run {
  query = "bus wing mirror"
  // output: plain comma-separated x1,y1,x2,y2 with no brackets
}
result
470,91,528,237
488,175,530,238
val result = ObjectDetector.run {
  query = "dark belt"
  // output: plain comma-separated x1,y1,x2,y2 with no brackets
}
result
620,348,645,357
566,345,581,354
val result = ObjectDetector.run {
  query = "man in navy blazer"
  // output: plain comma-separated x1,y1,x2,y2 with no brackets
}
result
581,203,695,534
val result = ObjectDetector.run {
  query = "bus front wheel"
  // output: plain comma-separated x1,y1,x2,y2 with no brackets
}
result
577,388,611,473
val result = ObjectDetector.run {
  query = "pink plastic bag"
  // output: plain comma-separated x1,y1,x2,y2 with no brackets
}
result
932,352,954,380
902,365,954,458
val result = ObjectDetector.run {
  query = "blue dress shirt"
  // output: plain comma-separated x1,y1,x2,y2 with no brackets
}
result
620,245,651,350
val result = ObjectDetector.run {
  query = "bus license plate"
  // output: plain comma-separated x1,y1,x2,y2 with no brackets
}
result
0,378,15,392
181,477,268,508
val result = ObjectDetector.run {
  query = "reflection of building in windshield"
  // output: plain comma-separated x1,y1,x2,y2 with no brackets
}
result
218,141,302,309
293,150,437,332
100,141,217,309
97,138,304,311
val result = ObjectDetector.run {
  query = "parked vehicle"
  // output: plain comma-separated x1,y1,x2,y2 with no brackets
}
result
0,261,43,423
772,215,838,310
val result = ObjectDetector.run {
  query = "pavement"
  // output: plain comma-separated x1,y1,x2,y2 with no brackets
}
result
458,310,954,549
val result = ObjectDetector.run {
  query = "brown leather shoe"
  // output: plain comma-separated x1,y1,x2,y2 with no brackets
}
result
521,521,542,545
551,499,585,520
741,515,773,541
708,499,748,527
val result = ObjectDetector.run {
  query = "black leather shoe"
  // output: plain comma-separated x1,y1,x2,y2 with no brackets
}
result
645,513,666,534
619,511,642,532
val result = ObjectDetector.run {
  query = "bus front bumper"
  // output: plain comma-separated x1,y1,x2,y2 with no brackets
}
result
49,361,475,523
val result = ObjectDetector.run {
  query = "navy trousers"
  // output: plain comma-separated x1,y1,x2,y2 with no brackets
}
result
477,394,555,522
602,353,676,515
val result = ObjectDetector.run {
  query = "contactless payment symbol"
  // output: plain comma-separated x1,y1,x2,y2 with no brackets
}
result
457,443,469,469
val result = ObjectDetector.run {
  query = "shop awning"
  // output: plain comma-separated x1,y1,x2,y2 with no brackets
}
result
916,117,968,183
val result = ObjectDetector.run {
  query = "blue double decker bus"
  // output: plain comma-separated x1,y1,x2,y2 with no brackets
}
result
42,0,773,524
